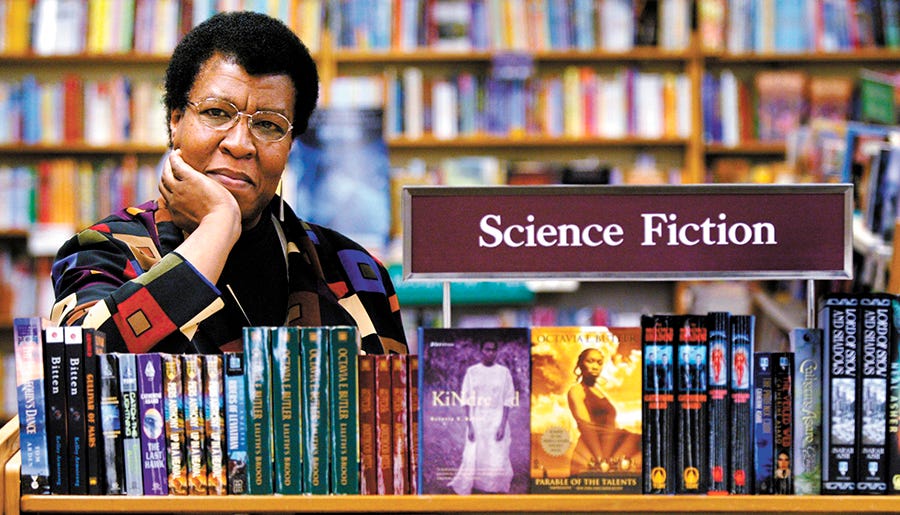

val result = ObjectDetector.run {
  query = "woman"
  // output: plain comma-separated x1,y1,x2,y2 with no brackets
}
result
49,12,406,356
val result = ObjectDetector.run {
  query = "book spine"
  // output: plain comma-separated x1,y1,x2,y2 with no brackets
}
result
203,354,227,495
136,353,168,495
82,328,105,495
63,326,87,494
98,353,125,494
889,295,900,494
753,352,775,494
118,352,143,495
675,315,709,494
14,317,51,495
856,294,891,493
391,354,410,495
243,326,273,494
790,328,824,495
42,327,68,494
408,354,420,495
329,326,360,494
161,353,187,495
641,314,676,494
182,353,208,495
705,311,730,494
374,354,394,494
358,354,378,494
728,314,755,494
224,351,248,495
300,326,330,494
820,294,859,494
271,326,302,494
773,352,794,495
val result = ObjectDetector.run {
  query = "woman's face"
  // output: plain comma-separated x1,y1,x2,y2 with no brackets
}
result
580,349,604,378
169,53,296,229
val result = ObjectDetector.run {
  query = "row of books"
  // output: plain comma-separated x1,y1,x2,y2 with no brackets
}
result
0,0,323,56
712,0,900,54
381,66,691,141
0,251,50,325
330,0,692,52
0,75,167,147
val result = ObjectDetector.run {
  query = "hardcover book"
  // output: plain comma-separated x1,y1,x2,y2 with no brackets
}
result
14,317,52,495
773,352,794,495
728,314,755,494
418,327,531,495
243,326,273,494
203,354,226,495
98,353,125,494
182,353,208,495
642,315,676,494
705,312,731,494
408,354,420,495
753,352,775,494
675,315,709,494
160,353,187,495
64,326,87,494
790,328,823,495
271,326,302,494
530,326,641,494
117,352,143,495
223,351,248,495
42,326,68,494
374,354,393,494
82,328,105,495
856,294,891,493
328,326,360,494
300,326,330,494
358,354,378,494
136,353,168,495
391,354,410,495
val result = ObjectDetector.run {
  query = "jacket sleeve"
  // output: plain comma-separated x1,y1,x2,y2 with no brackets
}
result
50,227,224,353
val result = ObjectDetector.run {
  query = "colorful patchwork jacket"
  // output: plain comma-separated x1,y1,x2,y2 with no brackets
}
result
50,196,407,355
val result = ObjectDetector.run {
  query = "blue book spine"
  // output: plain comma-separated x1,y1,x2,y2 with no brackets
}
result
753,352,775,494
137,353,168,495
224,352,248,495
243,326,273,494
14,317,51,495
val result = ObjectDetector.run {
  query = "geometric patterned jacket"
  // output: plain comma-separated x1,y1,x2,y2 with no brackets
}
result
49,196,408,355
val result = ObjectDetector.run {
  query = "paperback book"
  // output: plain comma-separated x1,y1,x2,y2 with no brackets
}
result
790,328,823,495
857,294,891,493
82,328,105,495
136,353,168,495
14,317,51,495
223,351,248,495
706,312,731,494
42,326,68,494
98,353,125,494
182,354,207,495
729,315,755,494
642,315,676,494
675,316,709,494
203,354,226,495
118,352,143,495
160,353,187,495
271,326,302,494
328,326,360,494
64,326,87,494
300,326,330,494
773,352,795,495
243,326,273,494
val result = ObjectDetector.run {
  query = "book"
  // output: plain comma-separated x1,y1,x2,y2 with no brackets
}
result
160,353,187,495
64,326,87,494
408,354,420,495
328,326,360,494
530,326,642,494
223,351,248,495
889,295,900,494
82,328,105,495
203,354,226,495
14,317,52,495
790,328,824,495
772,352,794,495
391,354,410,494
728,314,755,494
117,352,143,495
358,355,378,494
753,352,775,494
374,354,393,494
418,327,531,495
42,326,68,494
136,353,168,495
243,326,274,494
641,315,676,494
819,293,859,494
182,354,208,495
856,294,892,494
755,70,807,142
300,326,330,494
705,312,731,494
98,353,125,494
675,315,709,494
271,326,302,494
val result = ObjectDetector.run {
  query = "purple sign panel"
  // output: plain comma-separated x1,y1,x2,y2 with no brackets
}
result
402,184,852,280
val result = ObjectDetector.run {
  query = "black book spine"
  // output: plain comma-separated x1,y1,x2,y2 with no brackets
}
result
641,314,676,494
675,315,709,494
753,352,775,494
773,352,794,495
99,353,125,494
42,327,68,494
856,294,892,494
728,315,755,494
82,328,105,495
706,311,731,494
64,327,87,495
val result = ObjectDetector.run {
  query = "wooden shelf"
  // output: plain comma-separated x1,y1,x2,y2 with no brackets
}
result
333,47,693,64
705,49,900,64
705,142,787,156
388,135,690,149
0,143,168,156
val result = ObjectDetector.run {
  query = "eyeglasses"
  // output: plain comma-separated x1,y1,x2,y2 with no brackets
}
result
187,97,293,142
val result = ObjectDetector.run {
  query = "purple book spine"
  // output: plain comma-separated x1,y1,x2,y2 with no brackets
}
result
137,353,169,495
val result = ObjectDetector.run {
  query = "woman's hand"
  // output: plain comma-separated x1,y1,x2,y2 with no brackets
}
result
159,149,241,234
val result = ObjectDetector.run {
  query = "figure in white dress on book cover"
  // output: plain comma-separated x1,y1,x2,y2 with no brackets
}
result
448,340,515,494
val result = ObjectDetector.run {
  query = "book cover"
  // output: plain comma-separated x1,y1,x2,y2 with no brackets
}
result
243,326,273,494
419,327,531,495
182,353,208,495
42,326,68,494
374,354,393,494
300,326,330,494
328,326,360,494
755,70,807,142
271,326,302,494
203,354,226,495
223,351,248,495
118,352,143,495
773,352,794,495
705,312,730,494
530,326,641,494
136,353,168,495
790,328,824,495
753,352,775,494
819,293,859,494
408,354,420,495
641,314,676,494
856,294,891,493
391,354,410,495
729,314,755,494
14,317,52,495
64,326,87,494
98,353,125,494
160,353,187,495
358,354,378,494
82,328,105,495
675,315,709,494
